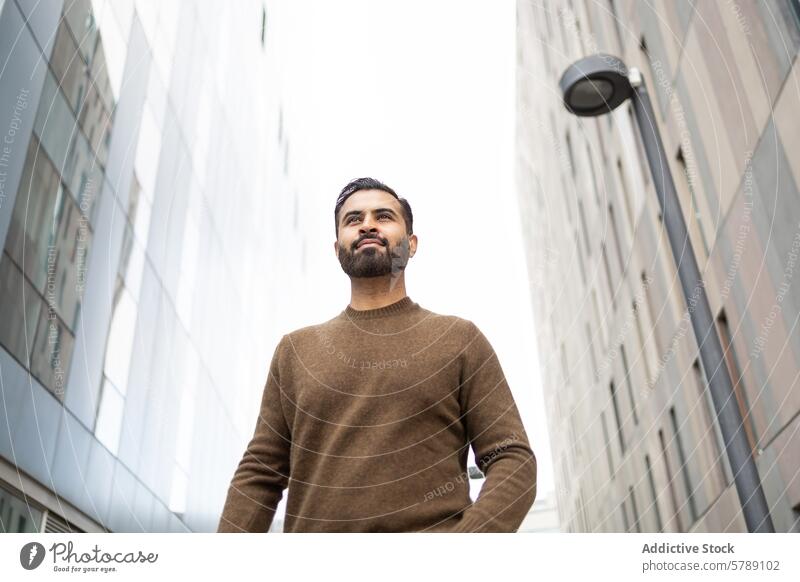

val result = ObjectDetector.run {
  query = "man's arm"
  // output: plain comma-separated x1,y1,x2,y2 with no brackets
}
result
217,336,291,532
451,321,537,532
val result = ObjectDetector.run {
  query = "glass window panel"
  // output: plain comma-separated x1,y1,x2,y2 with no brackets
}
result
5,136,91,330
117,220,134,282
168,465,188,514
62,127,103,224
63,0,98,63
89,38,114,113
76,81,111,168
103,279,137,396
6,138,60,288
134,108,162,201
124,234,146,300
96,7,127,101
34,71,104,223
49,14,112,170
176,216,198,327
33,71,75,171
175,385,196,472
133,191,152,254
50,19,90,116
0,253,42,368
95,378,124,455
29,302,74,399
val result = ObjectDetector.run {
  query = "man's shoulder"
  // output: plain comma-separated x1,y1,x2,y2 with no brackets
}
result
420,307,481,333
280,316,341,345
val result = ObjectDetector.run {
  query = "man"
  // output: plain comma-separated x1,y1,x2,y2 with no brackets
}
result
218,177,537,532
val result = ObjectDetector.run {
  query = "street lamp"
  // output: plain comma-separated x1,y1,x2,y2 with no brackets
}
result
559,54,775,533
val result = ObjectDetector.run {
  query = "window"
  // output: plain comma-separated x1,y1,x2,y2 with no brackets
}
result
260,5,267,47
50,18,89,115
95,378,125,455
659,428,682,532
592,287,607,346
34,68,107,206
633,300,654,386
608,0,625,51
716,311,758,455
656,213,688,321
0,484,43,533
587,323,598,381
692,360,729,490
610,380,625,454
609,203,626,276
3,135,88,396
103,278,137,396
645,454,664,531
575,230,587,286
620,500,630,532
616,157,635,236
601,411,615,478
670,406,698,524
620,343,638,425
586,143,601,206
676,147,710,263
638,36,664,119
578,200,591,256
641,271,663,360
629,485,642,532
30,301,74,399
627,104,650,186
558,5,570,56
569,410,580,460
601,244,616,310
562,172,572,223
561,343,570,385
789,0,800,31
0,254,42,368
47,16,112,168
565,130,577,178
579,489,588,531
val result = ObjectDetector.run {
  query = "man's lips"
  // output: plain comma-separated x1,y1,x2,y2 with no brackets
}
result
357,239,384,249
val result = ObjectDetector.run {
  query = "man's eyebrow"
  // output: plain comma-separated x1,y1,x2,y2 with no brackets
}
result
341,208,398,221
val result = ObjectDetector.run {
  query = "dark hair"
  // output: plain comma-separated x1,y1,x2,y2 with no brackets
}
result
334,177,413,236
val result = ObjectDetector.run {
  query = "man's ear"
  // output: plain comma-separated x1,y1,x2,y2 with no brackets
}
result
409,234,418,258
333,240,338,257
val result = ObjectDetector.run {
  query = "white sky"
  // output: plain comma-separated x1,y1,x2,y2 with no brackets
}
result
271,0,554,499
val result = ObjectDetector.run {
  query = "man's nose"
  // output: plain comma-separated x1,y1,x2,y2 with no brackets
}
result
359,214,379,232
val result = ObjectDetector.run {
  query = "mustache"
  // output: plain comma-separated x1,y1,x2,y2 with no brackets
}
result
354,236,387,249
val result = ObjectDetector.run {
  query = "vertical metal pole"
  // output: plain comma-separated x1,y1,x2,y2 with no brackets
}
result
628,70,774,533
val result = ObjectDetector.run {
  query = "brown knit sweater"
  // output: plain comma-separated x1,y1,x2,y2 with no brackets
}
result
217,296,537,532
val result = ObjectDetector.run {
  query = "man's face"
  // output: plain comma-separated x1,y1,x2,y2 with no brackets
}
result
334,189,417,279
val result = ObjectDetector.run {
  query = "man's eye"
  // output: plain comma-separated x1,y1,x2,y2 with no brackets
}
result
379,214,391,220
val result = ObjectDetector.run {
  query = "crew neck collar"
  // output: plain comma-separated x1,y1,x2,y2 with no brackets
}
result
343,296,418,320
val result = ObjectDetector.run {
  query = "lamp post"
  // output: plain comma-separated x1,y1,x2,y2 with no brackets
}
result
559,54,774,533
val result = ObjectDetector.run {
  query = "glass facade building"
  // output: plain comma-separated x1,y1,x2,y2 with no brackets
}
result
517,0,800,532
0,0,299,532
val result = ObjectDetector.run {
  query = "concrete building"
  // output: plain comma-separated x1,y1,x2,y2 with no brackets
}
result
519,490,561,533
0,0,302,532
516,0,800,532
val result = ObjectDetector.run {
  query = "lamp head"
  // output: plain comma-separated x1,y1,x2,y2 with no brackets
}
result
559,54,632,117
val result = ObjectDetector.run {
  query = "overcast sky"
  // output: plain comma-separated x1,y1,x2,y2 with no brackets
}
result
270,0,554,499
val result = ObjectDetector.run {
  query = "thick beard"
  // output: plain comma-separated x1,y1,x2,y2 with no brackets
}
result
338,237,411,279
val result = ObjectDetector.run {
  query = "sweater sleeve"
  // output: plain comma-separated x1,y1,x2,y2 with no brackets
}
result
451,322,537,532
217,336,291,532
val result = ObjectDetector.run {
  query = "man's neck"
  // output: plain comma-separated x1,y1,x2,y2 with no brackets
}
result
348,274,408,311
